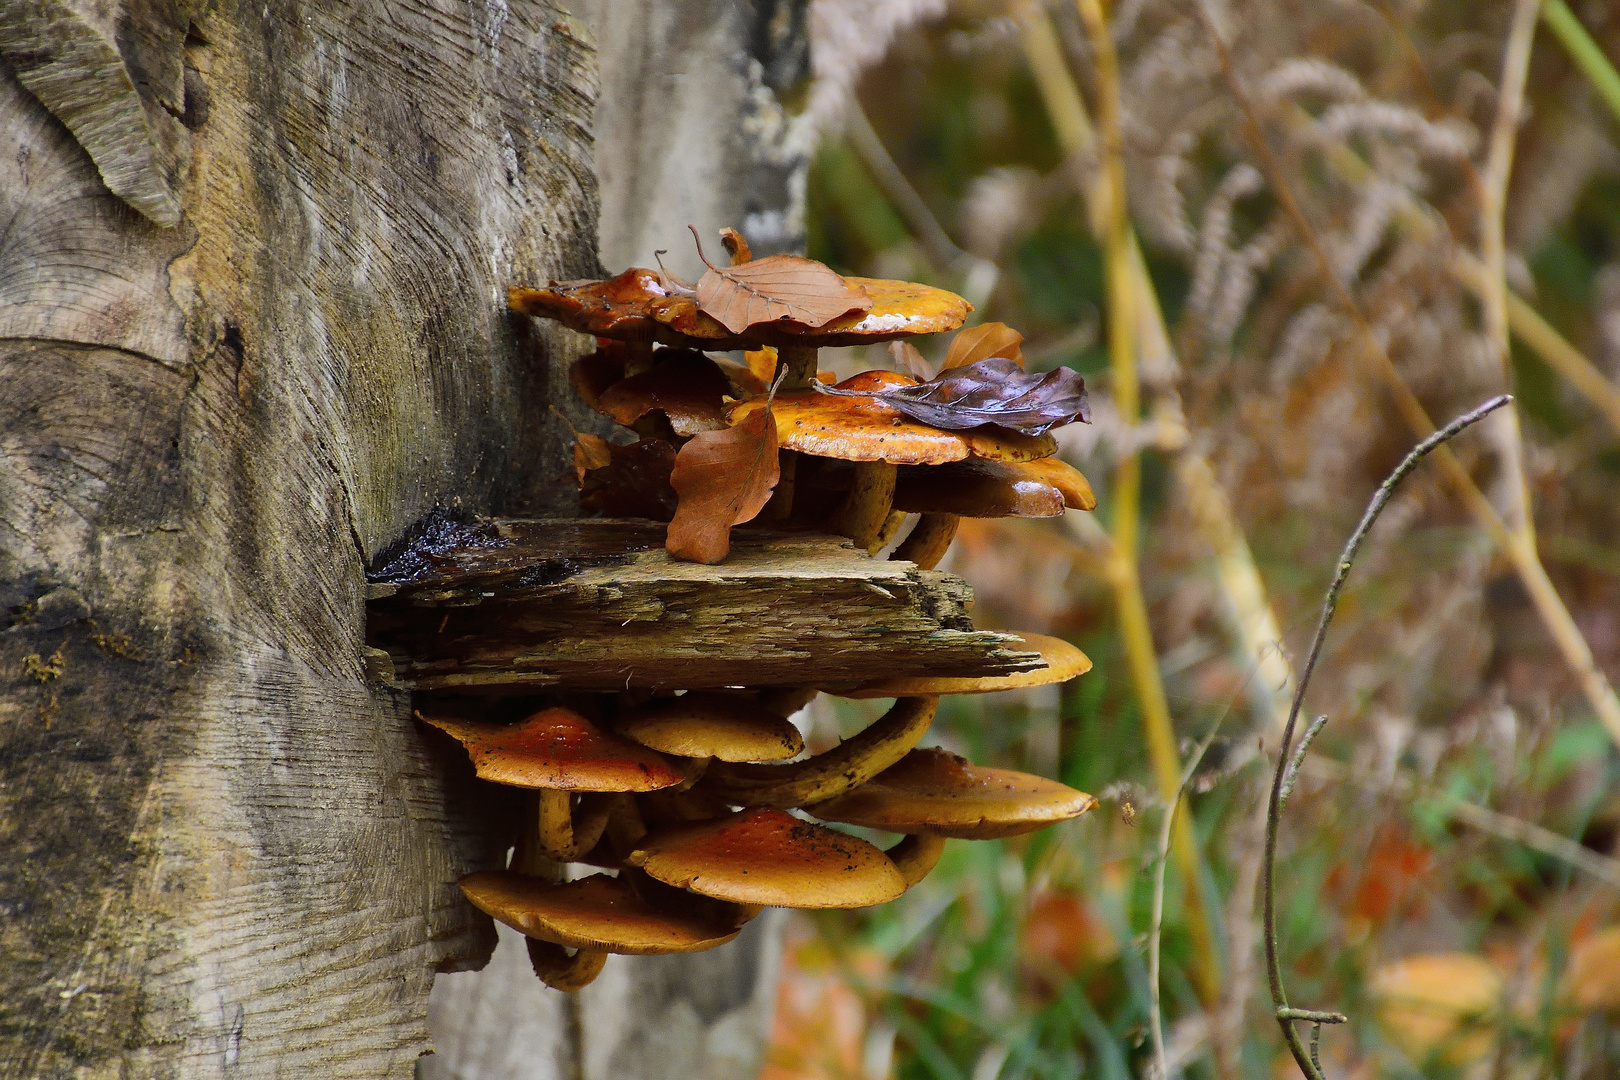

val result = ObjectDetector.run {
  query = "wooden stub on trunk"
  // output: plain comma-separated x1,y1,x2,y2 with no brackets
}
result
367,519,1041,692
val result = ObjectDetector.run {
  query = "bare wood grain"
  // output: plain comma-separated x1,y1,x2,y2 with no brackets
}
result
368,520,1041,692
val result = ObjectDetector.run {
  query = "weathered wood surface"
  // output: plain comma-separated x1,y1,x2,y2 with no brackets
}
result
368,519,1040,692
0,0,609,1074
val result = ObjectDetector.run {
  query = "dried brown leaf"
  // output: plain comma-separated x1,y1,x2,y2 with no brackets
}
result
890,340,935,380
573,432,613,485
666,392,781,563
811,357,1089,436
943,321,1024,371
690,226,872,335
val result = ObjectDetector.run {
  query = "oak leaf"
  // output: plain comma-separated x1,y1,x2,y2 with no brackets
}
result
690,226,872,335
665,386,782,563
811,357,1089,436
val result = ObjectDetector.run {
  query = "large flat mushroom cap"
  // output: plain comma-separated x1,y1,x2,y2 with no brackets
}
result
840,633,1090,698
458,871,741,954
626,808,906,908
729,372,1058,465
617,693,805,762
806,747,1098,839
510,274,970,350
422,707,686,791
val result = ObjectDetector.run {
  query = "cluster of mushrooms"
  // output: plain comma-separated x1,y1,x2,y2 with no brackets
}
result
423,232,1102,991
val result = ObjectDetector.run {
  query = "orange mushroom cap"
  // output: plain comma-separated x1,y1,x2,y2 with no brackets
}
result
510,271,971,350
616,692,805,762
840,633,1090,698
729,371,1057,465
421,707,686,791
806,747,1098,839
625,808,906,908
459,871,741,954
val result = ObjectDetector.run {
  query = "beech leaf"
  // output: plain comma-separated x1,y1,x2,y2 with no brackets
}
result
573,432,613,485
810,357,1089,437
943,321,1024,371
689,226,873,335
666,380,783,563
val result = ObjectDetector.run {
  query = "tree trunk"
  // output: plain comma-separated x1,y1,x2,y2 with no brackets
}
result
0,0,807,1076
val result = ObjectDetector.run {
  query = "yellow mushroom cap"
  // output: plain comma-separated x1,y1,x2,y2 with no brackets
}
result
616,692,805,762
806,747,1098,839
625,808,906,908
729,371,1057,465
458,871,741,954
839,632,1090,698
510,272,970,350
421,707,686,791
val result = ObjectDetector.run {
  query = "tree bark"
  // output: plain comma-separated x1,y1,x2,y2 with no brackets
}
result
0,0,803,1076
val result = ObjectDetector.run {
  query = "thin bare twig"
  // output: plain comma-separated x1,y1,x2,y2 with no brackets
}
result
1260,395,1511,1080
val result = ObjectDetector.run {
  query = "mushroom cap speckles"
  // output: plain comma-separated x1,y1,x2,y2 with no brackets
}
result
509,273,970,350
421,707,686,791
626,808,907,908
840,633,1091,698
728,371,1057,465
458,871,741,954
616,693,805,762
806,747,1098,839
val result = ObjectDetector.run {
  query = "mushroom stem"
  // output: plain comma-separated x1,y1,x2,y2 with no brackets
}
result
604,792,648,856
872,510,908,553
536,790,614,862
832,461,898,553
623,339,655,378
763,449,797,521
886,833,947,887
893,512,960,570
700,695,938,808
758,686,818,717
526,938,609,992
777,344,818,390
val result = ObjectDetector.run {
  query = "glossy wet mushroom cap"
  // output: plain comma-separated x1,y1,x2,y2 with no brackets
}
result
459,871,742,954
509,273,972,351
728,370,1057,465
840,633,1090,698
625,808,907,908
616,692,805,762
420,707,687,791
807,747,1098,839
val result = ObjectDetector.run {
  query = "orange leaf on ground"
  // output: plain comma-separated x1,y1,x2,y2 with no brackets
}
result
692,227,873,335
943,320,1024,371
666,396,781,563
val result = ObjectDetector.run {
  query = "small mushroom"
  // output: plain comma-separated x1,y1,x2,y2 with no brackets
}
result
699,695,938,808
625,808,907,907
839,633,1090,699
615,691,805,762
892,457,1097,519
421,707,688,861
458,871,743,991
806,746,1098,839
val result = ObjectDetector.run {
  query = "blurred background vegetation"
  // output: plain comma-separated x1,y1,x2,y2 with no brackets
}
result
762,1,1620,1077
